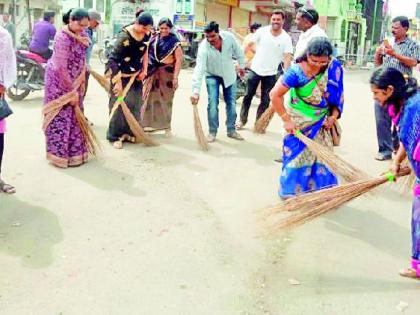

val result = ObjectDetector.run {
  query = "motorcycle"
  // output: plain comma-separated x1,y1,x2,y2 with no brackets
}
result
7,50,47,101
98,36,115,64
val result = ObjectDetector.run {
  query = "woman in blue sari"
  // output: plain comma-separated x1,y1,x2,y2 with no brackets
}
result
370,67,420,279
270,37,344,198
142,18,183,137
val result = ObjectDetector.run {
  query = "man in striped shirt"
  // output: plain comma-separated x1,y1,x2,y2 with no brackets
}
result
374,16,420,161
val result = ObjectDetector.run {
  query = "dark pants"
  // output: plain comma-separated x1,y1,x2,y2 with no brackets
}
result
30,48,53,60
240,70,276,125
0,133,4,174
374,101,399,157
205,76,237,135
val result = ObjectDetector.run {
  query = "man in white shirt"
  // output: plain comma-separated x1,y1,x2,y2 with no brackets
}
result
238,10,293,129
294,7,327,59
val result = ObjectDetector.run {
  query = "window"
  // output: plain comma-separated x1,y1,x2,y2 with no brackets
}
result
84,0,93,9
15,5,20,16
0,4,4,14
96,0,104,12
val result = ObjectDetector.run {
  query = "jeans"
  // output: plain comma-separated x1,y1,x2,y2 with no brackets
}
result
205,76,237,135
240,70,277,125
374,101,399,157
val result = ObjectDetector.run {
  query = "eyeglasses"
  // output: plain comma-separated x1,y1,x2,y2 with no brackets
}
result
298,8,315,21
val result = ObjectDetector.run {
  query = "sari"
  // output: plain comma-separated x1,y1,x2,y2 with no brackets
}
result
279,58,344,198
43,29,89,168
141,32,180,131
394,91,420,266
106,26,150,142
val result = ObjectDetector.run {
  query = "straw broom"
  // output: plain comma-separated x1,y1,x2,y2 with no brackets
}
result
192,104,209,151
90,69,110,93
264,167,411,232
294,130,370,183
254,107,275,134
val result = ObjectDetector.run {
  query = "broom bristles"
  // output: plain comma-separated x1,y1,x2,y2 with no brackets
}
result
295,131,370,183
254,107,275,134
263,167,411,232
90,69,110,93
74,106,101,156
119,102,159,146
193,105,209,151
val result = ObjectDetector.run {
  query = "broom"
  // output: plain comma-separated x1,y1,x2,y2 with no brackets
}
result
90,69,110,93
254,106,275,134
192,103,209,151
264,167,411,232
294,130,370,183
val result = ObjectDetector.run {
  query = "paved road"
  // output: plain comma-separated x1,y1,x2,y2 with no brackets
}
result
0,63,418,315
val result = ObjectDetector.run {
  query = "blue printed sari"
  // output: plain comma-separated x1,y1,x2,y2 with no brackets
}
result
279,58,344,198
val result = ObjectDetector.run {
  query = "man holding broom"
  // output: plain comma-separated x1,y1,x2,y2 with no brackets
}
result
190,21,245,143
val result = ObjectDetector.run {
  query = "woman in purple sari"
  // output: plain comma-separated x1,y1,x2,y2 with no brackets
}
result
142,17,183,137
43,9,94,168
370,67,420,279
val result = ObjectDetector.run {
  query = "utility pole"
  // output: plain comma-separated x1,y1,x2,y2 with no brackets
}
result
26,0,32,34
11,0,16,46
371,0,379,44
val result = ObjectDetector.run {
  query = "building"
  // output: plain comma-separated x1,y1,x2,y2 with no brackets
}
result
313,0,367,65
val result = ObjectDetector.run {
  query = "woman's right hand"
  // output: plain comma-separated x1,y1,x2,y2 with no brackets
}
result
284,120,297,134
390,163,401,181
113,82,123,97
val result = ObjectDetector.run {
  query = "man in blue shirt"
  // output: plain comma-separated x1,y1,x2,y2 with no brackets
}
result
191,21,245,142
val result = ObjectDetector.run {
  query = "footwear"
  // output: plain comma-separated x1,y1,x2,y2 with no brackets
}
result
207,134,216,143
0,180,16,194
113,140,123,149
236,122,245,130
399,267,420,279
374,153,392,161
227,131,244,141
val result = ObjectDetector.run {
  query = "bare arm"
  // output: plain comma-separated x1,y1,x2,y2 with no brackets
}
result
269,80,296,134
283,53,292,70
173,46,183,90
393,53,417,68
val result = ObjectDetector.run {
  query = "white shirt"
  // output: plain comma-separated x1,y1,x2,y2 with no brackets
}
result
250,26,293,76
294,24,328,60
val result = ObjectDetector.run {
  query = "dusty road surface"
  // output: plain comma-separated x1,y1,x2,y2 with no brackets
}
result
1,61,419,315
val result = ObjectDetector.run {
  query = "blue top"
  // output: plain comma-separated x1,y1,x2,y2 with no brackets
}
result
85,27,94,66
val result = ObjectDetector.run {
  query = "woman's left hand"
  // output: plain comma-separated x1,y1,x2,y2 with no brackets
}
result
323,116,336,130
172,77,179,90
137,72,147,81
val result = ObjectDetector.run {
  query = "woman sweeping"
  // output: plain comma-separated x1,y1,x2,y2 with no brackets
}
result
142,17,183,138
106,12,154,149
43,8,95,168
270,37,344,198
370,67,420,279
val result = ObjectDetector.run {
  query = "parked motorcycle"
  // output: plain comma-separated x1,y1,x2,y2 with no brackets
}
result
7,50,47,101
98,36,115,64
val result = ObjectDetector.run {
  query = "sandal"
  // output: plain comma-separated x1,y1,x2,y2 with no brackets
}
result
399,268,420,279
0,180,16,194
113,140,123,149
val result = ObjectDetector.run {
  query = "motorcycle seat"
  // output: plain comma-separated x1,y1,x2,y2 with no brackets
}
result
17,50,47,64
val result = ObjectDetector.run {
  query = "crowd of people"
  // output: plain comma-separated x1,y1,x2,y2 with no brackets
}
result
0,6,419,279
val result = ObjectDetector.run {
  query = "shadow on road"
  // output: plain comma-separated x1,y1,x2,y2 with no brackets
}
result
0,196,63,268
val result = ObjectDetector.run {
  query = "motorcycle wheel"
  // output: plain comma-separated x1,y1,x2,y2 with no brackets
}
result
98,49,108,64
6,85,30,101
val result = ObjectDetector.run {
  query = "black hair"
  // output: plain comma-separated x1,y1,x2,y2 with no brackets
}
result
137,12,154,26
204,21,219,33
296,37,333,63
272,10,285,20
250,23,261,32
135,9,144,18
298,7,319,25
392,16,409,30
158,17,173,28
70,8,89,22
370,67,418,113
43,11,55,22
62,8,73,25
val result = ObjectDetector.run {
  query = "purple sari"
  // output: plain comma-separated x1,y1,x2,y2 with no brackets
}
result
43,30,87,168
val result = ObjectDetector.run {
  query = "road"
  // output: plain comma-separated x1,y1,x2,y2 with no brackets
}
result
0,61,418,315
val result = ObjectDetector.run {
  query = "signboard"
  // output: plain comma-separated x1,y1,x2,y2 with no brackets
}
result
216,0,239,7
174,14,194,30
